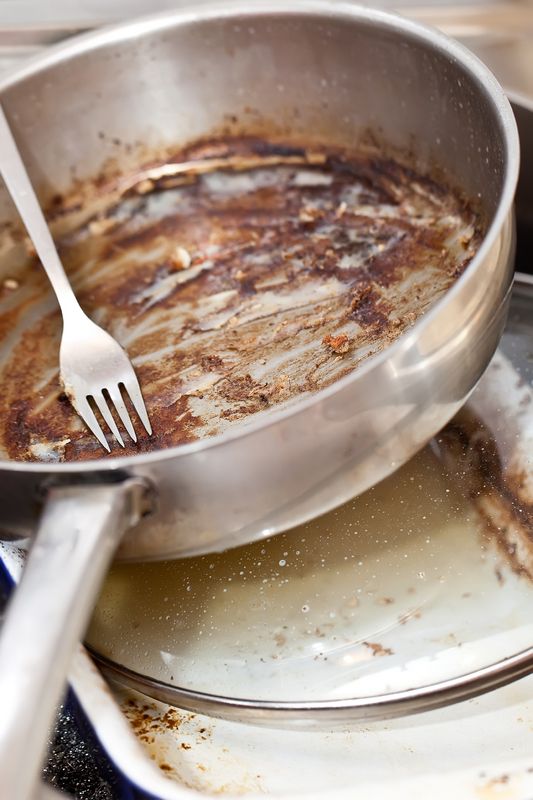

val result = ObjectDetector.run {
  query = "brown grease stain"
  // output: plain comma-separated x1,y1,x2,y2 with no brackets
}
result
437,408,533,581
0,136,482,462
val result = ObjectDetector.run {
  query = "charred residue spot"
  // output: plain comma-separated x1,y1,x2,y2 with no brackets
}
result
218,373,258,402
349,282,391,330
201,355,224,371
323,333,350,354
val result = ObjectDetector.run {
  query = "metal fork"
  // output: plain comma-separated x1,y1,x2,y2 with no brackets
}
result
0,105,151,451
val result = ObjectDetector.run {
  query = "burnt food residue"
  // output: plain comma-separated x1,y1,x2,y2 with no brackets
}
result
0,136,482,461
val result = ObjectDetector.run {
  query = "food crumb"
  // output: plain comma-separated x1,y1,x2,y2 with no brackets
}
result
171,245,192,270
335,201,347,218
363,641,394,657
3,278,18,290
323,333,350,354
135,178,155,195
299,207,316,223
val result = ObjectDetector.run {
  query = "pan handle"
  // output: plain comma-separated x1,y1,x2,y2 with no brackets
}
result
0,477,150,800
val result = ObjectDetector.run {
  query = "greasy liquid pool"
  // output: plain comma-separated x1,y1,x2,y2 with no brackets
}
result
86,427,533,702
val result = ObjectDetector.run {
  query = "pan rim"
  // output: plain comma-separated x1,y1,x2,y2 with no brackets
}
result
0,0,520,474
89,641,533,726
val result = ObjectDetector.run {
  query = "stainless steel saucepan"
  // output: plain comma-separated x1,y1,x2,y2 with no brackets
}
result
0,3,518,798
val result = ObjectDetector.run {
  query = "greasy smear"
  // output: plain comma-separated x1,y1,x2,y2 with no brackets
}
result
0,137,482,461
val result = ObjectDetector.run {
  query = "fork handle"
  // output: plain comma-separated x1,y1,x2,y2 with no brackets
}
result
0,478,148,800
0,104,80,319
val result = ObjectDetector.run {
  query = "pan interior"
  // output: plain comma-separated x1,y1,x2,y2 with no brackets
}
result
0,138,480,462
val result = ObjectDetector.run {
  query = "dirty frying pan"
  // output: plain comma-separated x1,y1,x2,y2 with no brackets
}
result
0,3,519,799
